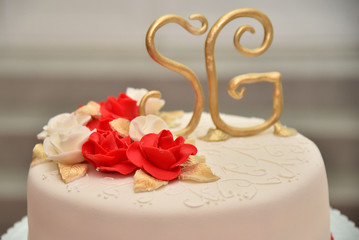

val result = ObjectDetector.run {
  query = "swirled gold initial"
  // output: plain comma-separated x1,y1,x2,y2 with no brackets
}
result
146,14,207,137
205,8,283,137
138,90,162,116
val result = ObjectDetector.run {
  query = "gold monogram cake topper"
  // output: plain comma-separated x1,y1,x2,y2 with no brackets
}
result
143,8,297,139
142,14,207,137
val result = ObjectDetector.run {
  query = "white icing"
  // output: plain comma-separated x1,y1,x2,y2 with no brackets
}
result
37,113,91,140
27,113,330,240
126,87,165,115
43,125,93,164
129,114,169,141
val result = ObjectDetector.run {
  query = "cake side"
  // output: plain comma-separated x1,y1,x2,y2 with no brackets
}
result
27,113,330,240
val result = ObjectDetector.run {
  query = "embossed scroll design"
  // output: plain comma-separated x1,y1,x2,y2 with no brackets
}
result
143,14,208,137
205,8,284,137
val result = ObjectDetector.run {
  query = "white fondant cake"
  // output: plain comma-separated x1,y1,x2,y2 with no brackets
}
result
27,112,330,240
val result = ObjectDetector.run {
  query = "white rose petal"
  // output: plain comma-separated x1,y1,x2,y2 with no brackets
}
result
37,113,91,140
126,87,165,115
129,115,169,141
145,98,165,115
43,125,93,164
126,87,148,103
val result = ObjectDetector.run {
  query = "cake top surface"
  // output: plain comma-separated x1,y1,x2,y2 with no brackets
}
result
29,112,323,215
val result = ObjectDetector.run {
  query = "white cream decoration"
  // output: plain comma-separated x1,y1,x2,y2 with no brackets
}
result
126,87,165,115
129,115,169,141
43,126,94,164
37,113,91,140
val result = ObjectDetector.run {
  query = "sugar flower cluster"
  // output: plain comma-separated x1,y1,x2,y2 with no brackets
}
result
33,88,219,191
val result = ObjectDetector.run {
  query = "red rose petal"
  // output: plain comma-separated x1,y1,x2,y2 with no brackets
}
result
84,149,127,167
157,130,176,149
100,93,138,120
83,134,107,155
174,136,185,145
142,146,177,169
101,132,119,151
169,144,197,168
142,160,182,181
140,133,158,148
86,117,113,132
82,131,137,175
86,119,99,131
97,161,138,175
127,141,147,168
126,130,199,181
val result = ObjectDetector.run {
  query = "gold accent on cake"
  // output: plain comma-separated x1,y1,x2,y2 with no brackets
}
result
274,122,298,137
31,143,49,167
75,101,101,118
110,118,130,137
138,90,162,116
158,110,184,128
205,8,284,137
58,163,88,184
199,128,230,142
146,14,207,138
181,155,206,168
179,162,220,183
179,155,219,182
134,169,168,192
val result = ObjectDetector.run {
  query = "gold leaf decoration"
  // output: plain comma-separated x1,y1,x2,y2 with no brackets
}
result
158,110,184,128
134,169,168,193
180,155,206,168
179,162,220,183
274,122,298,137
110,118,130,137
58,163,88,184
198,128,230,142
31,143,49,167
75,101,101,118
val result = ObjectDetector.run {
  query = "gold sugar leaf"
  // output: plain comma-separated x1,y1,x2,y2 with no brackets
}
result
198,128,230,142
179,162,220,183
58,163,88,184
158,110,184,128
133,169,168,193
75,101,101,118
181,155,206,168
31,143,49,167
110,118,130,137
274,122,298,137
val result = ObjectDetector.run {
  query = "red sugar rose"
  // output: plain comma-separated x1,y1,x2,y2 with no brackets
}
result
100,93,138,120
126,130,197,181
82,131,137,174
86,93,138,131
86,116,113,132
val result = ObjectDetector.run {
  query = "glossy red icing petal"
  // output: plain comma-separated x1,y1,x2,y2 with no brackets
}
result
142,146,177,169
142,161,182,181
127,141,146,168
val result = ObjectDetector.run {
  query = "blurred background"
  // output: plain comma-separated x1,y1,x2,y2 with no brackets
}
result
0,0,358,234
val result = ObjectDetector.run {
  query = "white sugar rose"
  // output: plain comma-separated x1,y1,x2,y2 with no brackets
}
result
37,113,91,140
126,87,165,115
43,126,94,164
129,115,169,141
